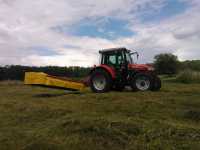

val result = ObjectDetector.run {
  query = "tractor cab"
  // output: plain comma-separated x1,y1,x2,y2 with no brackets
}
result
99,48,134,68
99,48,133,82
99,48,154,72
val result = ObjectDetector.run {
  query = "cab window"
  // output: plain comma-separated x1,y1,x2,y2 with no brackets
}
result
108,55,116,65
101,52,124,66
118,53,124,65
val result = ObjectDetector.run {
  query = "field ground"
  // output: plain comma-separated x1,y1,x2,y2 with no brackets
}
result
0,80,200,150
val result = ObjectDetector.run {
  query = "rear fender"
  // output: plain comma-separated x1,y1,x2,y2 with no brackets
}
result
90,65,116,79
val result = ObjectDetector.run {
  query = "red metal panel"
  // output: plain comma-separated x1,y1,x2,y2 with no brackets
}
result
99,64,116,79
128,64,148,71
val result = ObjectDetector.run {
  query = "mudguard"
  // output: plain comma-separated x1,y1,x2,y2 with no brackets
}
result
90,65,116,79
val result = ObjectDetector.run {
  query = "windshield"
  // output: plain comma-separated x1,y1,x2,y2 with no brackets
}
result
126,51,139,64
126,52,133,64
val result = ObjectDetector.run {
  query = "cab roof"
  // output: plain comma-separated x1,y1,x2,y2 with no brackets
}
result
99,47,130,54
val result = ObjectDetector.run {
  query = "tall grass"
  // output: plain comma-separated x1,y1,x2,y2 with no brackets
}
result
1,81,200,149
176,69,200,83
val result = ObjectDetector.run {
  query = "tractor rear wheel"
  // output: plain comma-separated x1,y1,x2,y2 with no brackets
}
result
90,69,112,93
131,74,153,91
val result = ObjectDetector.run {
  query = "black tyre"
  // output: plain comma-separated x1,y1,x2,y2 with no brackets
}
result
151,76,161,91
90,69,112,93
131,74,153,91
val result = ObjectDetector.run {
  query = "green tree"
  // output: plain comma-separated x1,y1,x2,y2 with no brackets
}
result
154,53,180,75
181,60,200,71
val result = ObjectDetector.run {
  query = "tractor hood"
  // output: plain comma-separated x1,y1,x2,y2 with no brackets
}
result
128,64,154,71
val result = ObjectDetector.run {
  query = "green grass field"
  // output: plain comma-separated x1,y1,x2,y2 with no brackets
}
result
0,80,200,150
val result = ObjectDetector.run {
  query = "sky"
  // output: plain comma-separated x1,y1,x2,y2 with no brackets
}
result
0,0,200,66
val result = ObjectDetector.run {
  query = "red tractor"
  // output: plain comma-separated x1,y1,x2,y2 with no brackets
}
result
89,47,161,93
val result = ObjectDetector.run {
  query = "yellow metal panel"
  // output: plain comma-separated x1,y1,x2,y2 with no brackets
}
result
24,72,86,91
45,76,85,91
24,72,47,85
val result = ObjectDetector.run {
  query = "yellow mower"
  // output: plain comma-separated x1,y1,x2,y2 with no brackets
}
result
24,72,86,91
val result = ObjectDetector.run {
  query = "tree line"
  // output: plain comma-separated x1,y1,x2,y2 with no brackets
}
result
153,53,200,75
0,54,200,81
0,66,91,81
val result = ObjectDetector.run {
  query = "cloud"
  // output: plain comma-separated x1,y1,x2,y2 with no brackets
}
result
0,0,199,66
115,0,200,62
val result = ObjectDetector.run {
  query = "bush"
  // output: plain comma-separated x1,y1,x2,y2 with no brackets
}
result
154,53,180,75
181,60,200,71
176,70,200,83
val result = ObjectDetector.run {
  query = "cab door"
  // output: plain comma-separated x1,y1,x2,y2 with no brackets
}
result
114,51,127,82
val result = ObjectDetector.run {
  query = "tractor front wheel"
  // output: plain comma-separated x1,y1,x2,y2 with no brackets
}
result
131,74,153,91
90,69,112,93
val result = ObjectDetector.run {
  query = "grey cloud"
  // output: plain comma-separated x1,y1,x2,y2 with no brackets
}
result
173,28,200,40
